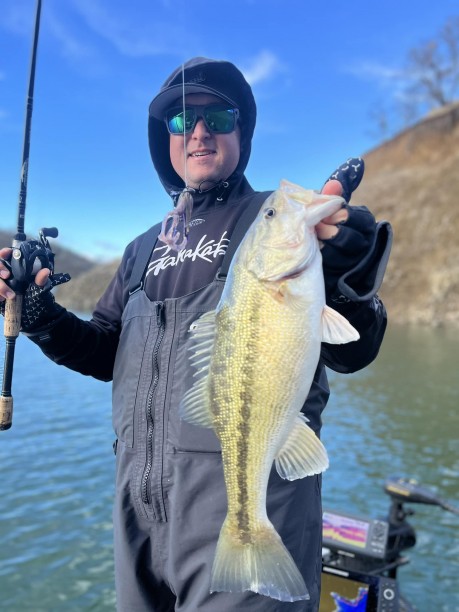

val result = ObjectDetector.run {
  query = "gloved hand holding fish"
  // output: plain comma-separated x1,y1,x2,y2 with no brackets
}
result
180,179,360,602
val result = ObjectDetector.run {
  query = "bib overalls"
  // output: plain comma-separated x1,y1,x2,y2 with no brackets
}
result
112,249,328,611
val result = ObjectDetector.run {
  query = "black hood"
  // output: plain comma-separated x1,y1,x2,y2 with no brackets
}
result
148,57,256,197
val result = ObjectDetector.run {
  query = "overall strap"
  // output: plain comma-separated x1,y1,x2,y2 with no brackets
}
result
128,222,162,294
218,190,272,278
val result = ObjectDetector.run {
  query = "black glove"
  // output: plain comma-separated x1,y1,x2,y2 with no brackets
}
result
0,272,70,331
321,158,392,303
322,157,364,202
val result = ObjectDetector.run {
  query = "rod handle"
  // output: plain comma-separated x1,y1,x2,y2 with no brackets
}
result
0,396,13,431
1,295,23,430
4,295,23,338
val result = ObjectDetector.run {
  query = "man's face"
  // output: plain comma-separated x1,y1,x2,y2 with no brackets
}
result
169,93,241,190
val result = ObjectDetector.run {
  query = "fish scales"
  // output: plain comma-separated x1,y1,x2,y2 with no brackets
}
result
180,180,360,602
213,264,306,523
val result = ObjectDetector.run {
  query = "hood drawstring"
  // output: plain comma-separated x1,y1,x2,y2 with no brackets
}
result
215,181,230,202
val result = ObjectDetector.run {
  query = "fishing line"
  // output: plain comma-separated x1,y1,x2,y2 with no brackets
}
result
158,58,194,251
181,62,188,189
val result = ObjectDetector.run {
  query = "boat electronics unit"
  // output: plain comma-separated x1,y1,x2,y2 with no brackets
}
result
322,509,389,559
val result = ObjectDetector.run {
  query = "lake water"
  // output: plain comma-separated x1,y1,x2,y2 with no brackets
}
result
0,323,458,611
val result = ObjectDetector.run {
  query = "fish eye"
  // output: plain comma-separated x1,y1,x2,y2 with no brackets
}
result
264,207,276,219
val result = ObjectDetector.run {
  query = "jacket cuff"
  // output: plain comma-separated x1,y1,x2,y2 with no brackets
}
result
22,309,68,343
333,221,393,302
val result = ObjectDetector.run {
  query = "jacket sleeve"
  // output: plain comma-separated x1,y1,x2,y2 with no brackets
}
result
320,205,393,374
23,236,142,382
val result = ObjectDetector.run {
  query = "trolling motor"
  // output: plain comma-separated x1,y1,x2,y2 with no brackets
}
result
0,0,60,431
383,476,459,576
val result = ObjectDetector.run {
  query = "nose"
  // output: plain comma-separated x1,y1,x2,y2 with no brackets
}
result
191,118,211,138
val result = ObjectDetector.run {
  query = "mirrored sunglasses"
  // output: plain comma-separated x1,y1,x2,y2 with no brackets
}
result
165,104,240,135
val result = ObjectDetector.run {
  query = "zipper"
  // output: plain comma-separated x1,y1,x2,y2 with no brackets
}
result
141,302,165,505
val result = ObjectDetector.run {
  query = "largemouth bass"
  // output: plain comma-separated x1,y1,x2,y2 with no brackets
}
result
181,180,360,602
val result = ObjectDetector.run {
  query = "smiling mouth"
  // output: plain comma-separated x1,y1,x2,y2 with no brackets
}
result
189,150,215,158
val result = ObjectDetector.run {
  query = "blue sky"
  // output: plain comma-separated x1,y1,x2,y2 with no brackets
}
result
1,0,457,261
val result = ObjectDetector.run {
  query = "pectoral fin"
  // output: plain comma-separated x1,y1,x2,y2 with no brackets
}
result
179,310,217,428
275,414,329,480
321,305,360,344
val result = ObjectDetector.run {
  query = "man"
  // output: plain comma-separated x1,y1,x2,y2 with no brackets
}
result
0,57,391,610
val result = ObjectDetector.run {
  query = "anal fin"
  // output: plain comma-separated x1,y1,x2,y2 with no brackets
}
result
275,414,329,480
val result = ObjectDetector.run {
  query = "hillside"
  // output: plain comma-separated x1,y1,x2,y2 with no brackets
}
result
354,101,459,326
54,259,120,312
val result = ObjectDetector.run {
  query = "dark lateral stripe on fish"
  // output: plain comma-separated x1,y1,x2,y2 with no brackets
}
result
234,298,261,543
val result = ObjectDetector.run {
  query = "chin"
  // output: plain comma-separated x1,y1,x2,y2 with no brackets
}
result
188,173,221,189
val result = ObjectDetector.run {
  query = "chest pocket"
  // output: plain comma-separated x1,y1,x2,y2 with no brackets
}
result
112,293,158,448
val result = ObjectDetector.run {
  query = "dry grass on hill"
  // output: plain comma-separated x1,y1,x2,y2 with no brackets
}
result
354,102,459,326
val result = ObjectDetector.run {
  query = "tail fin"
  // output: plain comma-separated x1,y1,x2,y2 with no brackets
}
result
210,517,310,602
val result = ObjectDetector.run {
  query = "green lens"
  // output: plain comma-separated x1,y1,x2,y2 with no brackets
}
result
166,105,238,134
204,107,237,133
167,108,196,134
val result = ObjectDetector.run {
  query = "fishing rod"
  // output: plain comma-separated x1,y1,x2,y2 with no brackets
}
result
1,0,58,431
